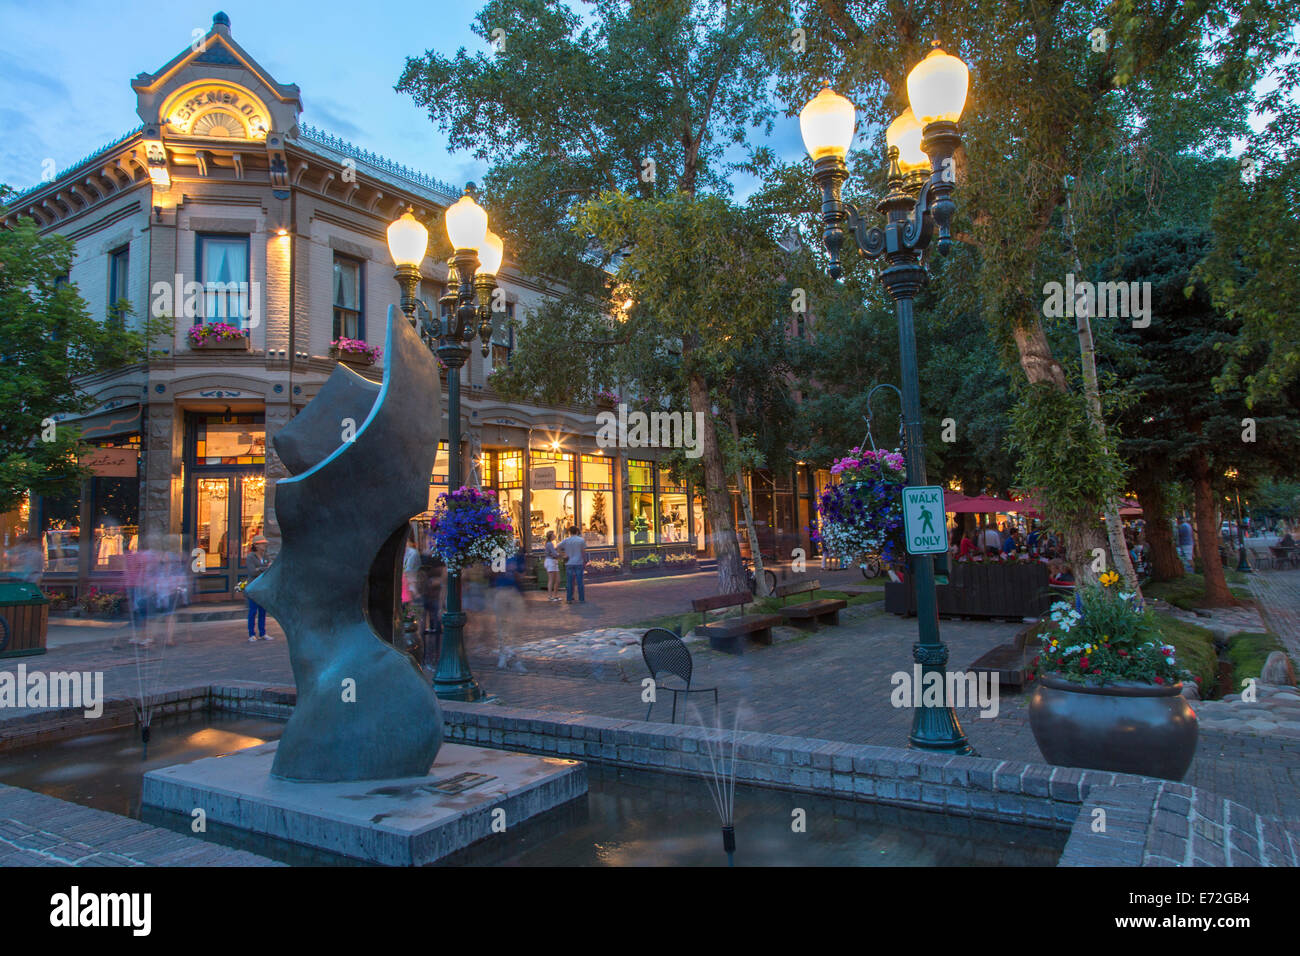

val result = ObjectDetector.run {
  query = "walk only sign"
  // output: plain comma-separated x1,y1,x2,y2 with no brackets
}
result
902,485,948,555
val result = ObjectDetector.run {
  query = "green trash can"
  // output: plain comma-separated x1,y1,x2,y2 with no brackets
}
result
0,580,50,658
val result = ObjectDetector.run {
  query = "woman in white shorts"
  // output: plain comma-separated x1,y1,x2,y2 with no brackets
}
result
544,530,561,602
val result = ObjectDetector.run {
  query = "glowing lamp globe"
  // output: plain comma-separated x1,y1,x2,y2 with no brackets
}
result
479,230,504,276
886,110,929,172
800,84,857,161
445,189,489,251
387,208,428,268
906,46,970,125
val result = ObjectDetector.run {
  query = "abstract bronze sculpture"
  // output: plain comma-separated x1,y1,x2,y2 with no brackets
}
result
247,304,443,781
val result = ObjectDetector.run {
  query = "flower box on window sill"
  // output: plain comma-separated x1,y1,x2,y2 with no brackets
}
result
188,329,250,351
330,347,375,368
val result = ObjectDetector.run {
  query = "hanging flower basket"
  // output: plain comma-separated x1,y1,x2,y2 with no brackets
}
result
813,447,907,568
594,389,620,409
330,337,382,366
188,322,250,350
429,486,517,572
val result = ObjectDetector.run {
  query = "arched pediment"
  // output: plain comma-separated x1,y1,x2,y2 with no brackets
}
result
160,81,272,141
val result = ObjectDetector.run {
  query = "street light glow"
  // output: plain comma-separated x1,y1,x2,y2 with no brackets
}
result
799,83,856,160
886,110,929,171
906,45,970,125
387,207,428,268
445,188,488,251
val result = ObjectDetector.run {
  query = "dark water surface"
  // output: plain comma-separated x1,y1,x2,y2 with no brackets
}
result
0,716,1064,866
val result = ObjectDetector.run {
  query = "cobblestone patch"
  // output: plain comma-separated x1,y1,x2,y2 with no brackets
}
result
1194,682,1300,739
1150,600,1269,638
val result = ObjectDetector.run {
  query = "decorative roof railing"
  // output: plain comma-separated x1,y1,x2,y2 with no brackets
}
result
296,123,461,202
7,126,145,203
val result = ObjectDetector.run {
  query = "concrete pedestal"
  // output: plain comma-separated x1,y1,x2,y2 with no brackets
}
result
141,742,586,865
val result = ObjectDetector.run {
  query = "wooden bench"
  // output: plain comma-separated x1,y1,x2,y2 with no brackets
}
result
690,592,784,655
772,580,847,631
968,621,1042,689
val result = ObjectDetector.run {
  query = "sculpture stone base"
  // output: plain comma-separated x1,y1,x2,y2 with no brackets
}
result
141,743,586,865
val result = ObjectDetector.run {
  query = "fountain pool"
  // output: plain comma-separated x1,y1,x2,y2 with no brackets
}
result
0,714,1065,866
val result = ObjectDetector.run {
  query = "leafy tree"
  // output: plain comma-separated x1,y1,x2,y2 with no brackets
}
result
0,206,161,515
763,0,1295,581
1194,33,1300,404
398,0,799,593
1108,228,1300,604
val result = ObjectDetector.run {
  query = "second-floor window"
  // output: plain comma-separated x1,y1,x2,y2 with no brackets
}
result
108,246,129,328
491,301,514,369
197,234,250,325
333,255,363,340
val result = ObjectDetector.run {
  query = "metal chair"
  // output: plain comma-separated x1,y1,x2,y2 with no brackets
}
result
641,628,718,724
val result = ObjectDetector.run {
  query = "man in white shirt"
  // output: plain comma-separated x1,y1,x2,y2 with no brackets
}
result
559,525,587,603
983,526,1001,553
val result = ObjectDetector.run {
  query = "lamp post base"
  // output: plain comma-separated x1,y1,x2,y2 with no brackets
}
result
434,609,486,702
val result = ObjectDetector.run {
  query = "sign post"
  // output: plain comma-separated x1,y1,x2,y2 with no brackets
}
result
902,485,948,555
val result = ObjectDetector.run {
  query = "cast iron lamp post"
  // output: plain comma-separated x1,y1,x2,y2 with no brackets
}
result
1224,467,1253,573
801,43,973,754
387,186,500,701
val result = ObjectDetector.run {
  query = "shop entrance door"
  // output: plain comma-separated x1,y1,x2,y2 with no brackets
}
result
191,471,266,599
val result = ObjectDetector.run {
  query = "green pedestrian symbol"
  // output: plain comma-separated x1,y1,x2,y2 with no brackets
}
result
920,508,935,535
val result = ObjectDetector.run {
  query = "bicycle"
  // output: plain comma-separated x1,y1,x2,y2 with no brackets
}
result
744,557,777,596
859,553,885,579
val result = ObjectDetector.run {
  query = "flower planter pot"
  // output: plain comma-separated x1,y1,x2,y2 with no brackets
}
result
331,348,376,368
1028,674,1198,781
190,335,250,351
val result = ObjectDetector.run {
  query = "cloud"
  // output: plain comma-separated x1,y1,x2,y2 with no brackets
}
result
305,101,367,141
0,52,71,100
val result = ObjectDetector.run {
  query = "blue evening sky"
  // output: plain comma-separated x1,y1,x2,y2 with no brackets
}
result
0,0,806,198
0,1,1272,199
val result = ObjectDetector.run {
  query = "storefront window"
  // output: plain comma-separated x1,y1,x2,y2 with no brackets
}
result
40,494,80,573
195,476,232,568
495,450,524,546
426,441,450,511
91,478,139,569
658,469,688,544
628,459,654,545
579,454,613,547
86,435,141,570
693,493,709,553
529,448,575,548
195,415,265,465
240,474,266,557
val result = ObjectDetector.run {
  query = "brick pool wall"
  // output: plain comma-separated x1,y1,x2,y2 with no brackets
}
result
3,682,1296,866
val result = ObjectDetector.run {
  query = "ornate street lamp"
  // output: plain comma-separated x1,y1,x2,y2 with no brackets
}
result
801,42,973,755
388,185,498,702
1224,467,1253,573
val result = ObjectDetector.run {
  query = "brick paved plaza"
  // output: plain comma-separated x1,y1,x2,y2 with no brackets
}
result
12,568,1300,828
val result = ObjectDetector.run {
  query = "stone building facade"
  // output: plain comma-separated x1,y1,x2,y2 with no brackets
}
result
4,13,820,601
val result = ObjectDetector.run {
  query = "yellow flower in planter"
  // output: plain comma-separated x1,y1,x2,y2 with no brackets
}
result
1099,570,1120,587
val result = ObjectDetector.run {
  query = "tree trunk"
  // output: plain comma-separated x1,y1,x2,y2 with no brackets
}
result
1191,452,1234,606
1063,508,1109,589
729,411,769,597
689,373,745,594
1135,480,1183,582
1064,181,1140,596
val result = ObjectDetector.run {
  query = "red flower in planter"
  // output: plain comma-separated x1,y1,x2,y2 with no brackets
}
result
1154,676,1164,684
